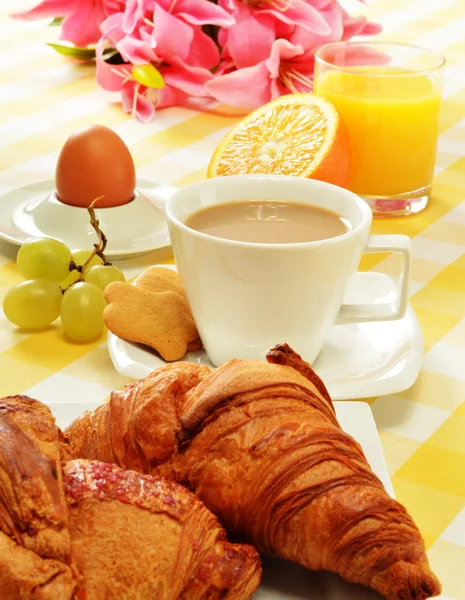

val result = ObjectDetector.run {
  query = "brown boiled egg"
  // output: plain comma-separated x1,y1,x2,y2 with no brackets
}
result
55,125,136,208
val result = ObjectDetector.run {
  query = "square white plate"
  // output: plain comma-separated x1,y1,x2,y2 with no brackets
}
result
107,266,423,400
51,400,392,599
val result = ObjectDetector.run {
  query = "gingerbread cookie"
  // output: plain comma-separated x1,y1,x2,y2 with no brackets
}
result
103,282,200,361
134,267,186,298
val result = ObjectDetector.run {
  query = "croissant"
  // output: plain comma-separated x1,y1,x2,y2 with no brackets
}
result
0,395,261,599
0,395,77,599
64,459,261,599
65,362,211,472
65,344,441,600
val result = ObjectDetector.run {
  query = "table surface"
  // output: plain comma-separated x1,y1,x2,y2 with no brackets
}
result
1,1,464,598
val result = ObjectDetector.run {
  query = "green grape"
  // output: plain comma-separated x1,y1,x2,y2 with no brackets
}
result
61,249,104,288
84,265,125,290
72,249,105,269
61,282,106,342
17,238,72,283
3,279,62,330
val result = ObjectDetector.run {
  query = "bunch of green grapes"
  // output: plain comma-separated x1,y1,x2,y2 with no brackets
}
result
3,239,124,342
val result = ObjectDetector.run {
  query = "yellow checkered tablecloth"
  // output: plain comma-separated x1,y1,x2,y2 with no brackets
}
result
0,0,464,598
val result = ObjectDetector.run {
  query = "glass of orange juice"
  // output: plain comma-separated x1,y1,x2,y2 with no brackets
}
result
314,42,445,217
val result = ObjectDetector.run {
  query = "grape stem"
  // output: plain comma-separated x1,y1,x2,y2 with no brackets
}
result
72,197,111,284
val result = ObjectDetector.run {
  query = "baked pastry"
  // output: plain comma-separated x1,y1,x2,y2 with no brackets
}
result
64,459,260,599
65,362,211,472
0,395,71,559
0,395,261,599
0,395,77,599
65,344,441,600
0,531,76,600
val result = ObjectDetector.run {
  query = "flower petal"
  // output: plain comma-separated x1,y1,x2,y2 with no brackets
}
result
362,21,383,35
207,62,272,108
265,39,304,78
341,12,381,40
104,0,126,15
116,35,159,64
341,9,383,40
262,0,331,36
96,38,130,91
321,4,344,40
271,77,288,100
152,3,193,62
121,0,140,34
15,0,106,46
175,0,235,27
122,83,155,122
100,13,125,46
216,56,235,76
287,3,343,49
59,3,106,46
140,26,157,49
155,85,190,110
162,57,212,96
227,4,276,69
306,0,333,8
218,0,236,11
188,28,221,69
10,0,77,20
218,25,228,49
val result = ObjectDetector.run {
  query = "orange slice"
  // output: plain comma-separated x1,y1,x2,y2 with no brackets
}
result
208,94,349,187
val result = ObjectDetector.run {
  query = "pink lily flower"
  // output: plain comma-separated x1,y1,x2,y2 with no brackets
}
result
102,5,194,66
10,0,124,47
96,38,213,122
207,38,315,109
342,13,382,40
217,0,331,69
120,0,234,34
280,1,382,53
156,0,234,28
11,0,382,122
114,0,234,69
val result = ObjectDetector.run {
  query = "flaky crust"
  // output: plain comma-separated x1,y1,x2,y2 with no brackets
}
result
0,396,72,561
65,344,441,600
0,396,77,599
0,531,75,600
0,394,260,599
176,345,441,600
65,362,210,472
64,459,261,599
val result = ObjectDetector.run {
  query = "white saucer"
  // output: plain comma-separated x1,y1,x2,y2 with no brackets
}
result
0,179,175,259
107,266,423,400
48,399,392,599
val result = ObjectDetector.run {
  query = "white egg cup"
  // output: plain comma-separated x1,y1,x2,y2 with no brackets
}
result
0,179,175,258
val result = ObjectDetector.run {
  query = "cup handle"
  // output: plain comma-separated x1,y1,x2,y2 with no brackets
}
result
336,234,412,325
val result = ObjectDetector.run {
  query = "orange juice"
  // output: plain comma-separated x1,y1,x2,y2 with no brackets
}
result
314,68,441,197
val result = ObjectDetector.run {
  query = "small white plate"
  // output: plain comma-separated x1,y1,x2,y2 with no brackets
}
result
49,400,392,599
0,179,175,259
107,266,423,400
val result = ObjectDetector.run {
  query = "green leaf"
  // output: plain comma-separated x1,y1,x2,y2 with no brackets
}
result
49,17,64,26
47,42,96,61
132,64,165,89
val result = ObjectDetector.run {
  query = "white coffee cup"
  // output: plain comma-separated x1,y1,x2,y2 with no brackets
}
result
166,175,411,367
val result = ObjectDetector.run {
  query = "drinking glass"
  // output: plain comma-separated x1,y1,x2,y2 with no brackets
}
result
314,41,445,217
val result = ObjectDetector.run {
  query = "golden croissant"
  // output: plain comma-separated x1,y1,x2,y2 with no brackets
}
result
0,395,261,599
65,344,441,600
